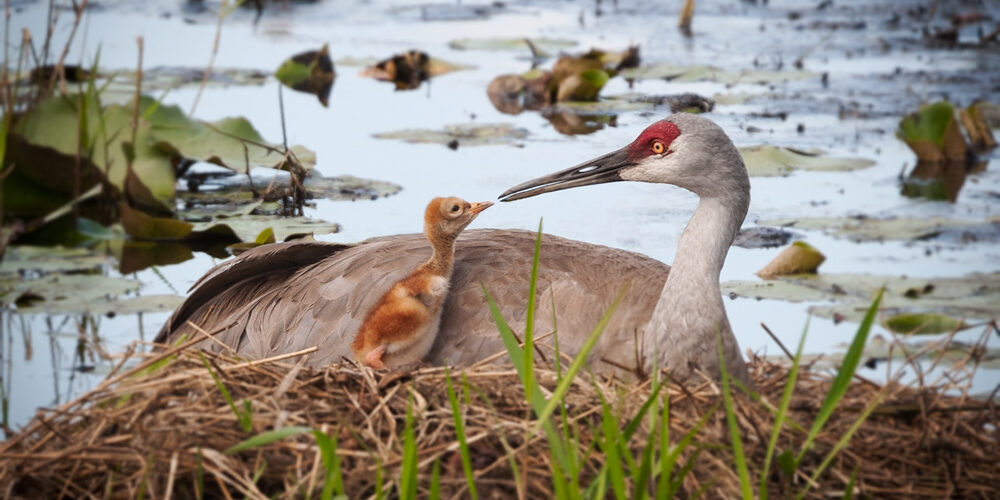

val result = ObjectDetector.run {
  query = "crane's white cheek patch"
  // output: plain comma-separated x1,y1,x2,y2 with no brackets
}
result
427,276,449,297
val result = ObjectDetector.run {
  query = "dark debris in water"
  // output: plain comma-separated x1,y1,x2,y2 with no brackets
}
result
734,226,799,249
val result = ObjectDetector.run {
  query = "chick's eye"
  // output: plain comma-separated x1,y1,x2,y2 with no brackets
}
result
451,205,460,213
651,140,665,155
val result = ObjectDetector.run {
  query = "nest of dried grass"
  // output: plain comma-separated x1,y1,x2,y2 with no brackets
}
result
1,335,997,499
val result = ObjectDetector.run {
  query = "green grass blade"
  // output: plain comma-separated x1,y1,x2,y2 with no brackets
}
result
718,335,752,500
483,287,571,473
400,397,419,500
841,467,859,500
195,446,204,500
198,353,253,433
798,390,885,499
594,386,627,500
550,450,572,500
251,460,267,486
623,380,663,440
533,286,627,431
632,402,660,500
429,458,441,500
223,426,311,454
655,392,671,500
796,290,883,464
666,445,704,498
445,370,478,500
759,318,809,499
374,459,385,500
524,219,542,404
482,287,533,403
313,429,344,499
657,402,717,487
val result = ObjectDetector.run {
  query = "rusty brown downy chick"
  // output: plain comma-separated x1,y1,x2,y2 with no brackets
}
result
352,197,492,369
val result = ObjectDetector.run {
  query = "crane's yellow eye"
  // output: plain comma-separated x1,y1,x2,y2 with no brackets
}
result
651,140,665,155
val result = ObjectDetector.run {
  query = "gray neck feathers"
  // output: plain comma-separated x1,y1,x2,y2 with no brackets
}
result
643,192,750,383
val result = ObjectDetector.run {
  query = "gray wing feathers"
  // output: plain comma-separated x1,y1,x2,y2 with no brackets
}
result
158,229,669,376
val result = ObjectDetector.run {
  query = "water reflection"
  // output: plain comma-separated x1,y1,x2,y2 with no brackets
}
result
901,159,989,203
1,309,140,435
485,75,619,135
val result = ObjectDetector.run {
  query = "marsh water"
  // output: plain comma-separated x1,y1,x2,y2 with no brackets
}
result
3,0,999,431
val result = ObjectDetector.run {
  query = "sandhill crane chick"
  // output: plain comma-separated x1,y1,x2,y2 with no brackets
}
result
352,197,492,369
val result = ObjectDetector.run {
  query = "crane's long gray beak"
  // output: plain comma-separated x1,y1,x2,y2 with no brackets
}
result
499,147,634,202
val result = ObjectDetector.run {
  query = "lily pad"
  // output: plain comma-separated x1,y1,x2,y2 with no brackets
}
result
758,216,1000,242
191,215,340,243
723,279,831,303
107,67,269,97
121,203,339,244
144,98,316,173
724,272,1000,325
0,246,109,276
373,123,528,147
857,336,1000,370
619,64,817,85
0,274,140,314
775,336,1000,371
178,173,402,213
13,94,176,210
448,37,577,53
738,145,875,177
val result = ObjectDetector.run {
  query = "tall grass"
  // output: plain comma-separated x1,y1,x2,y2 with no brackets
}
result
481,222,886,499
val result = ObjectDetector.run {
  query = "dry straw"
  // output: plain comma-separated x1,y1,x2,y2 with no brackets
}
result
0,331,997,499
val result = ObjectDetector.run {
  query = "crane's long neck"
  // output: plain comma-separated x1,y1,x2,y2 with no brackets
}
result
644,194,750,383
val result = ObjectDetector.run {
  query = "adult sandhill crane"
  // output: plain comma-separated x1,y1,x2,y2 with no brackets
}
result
156,113,750,383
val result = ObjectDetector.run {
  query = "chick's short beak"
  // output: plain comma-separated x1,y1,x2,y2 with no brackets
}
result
469,201,493,215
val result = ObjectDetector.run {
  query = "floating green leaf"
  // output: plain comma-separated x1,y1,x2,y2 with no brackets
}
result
12,95,175,209
145,98,316,172
883,312,967,335
738,145,875,177
897,101,967,163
